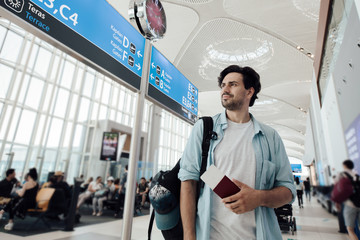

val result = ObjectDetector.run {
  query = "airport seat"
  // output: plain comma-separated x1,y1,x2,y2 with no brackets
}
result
26,188,55,230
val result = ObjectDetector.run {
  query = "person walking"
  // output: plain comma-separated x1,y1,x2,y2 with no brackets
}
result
303,177,311,201
295,177,304,208
338,160,360,240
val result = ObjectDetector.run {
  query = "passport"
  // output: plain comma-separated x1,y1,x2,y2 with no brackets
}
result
200,164,240,198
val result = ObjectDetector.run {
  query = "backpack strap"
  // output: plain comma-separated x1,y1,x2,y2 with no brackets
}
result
343,172,354,182
148,209,155,240
197,117,214,201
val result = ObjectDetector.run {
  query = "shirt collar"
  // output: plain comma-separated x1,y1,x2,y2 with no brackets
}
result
250,113,264,135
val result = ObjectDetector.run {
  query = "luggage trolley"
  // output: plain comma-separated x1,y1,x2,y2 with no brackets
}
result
274,204,297,235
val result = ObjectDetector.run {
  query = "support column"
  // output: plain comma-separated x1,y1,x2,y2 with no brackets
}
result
121,39,151,240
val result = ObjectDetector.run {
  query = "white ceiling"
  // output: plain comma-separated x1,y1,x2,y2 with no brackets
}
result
107,0,321,161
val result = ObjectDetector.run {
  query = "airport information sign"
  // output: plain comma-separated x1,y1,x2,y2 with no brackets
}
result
0,0,145,89
345,114,360,174
148,46,198,123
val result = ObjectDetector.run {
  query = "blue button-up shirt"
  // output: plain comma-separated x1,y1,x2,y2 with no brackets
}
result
179,111,296,240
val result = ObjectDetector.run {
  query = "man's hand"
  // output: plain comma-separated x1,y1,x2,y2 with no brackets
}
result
222,179,261,214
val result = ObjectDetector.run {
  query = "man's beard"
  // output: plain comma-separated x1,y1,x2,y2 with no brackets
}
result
221,95,244,110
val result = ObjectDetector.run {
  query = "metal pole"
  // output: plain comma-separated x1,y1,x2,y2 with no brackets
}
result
105,160,111,179
1,152,15,179
6,152,15,170
121,39,151,240
37,156,44,180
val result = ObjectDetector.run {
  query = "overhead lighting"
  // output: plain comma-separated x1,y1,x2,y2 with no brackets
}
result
254,99,278,105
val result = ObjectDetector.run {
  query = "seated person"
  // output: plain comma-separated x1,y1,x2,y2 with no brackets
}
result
80,177,93,193
114,178,120,192
0,169,17,200
50,171,71,200
0,168,39,231
92,176,115,216
77,176,103,211
136,177,149,207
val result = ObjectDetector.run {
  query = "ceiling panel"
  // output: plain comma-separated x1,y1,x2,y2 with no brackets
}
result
177,18,313,92
223,0,320,53
261,81,312,110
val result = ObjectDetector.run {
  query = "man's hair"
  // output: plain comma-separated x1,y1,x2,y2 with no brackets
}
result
343,159,354,170
6,168,15,177
217,65,261,107
295,177,300,185
141,177,146,181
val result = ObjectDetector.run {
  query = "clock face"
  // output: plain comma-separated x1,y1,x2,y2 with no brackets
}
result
145,0,166,38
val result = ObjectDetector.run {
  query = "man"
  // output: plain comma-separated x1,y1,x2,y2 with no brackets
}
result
179,65,296,239
340,160,360,240
136,177,149,207
115,165,128,217
0,169,17,198
118,165,128,195
50,171,72,200
303,177,311,201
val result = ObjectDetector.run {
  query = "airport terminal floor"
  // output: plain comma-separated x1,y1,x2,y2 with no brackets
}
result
0,197,350,240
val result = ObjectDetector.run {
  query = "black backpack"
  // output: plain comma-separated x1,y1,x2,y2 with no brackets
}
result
147,117,216,240
344,172,360,208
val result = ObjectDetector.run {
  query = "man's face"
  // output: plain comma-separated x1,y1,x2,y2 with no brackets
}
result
9,171,16,180
140,179,146,185
220,72,252,110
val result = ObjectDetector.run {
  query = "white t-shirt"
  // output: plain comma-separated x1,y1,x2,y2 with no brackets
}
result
295,182,303,191
210,119,256,240
86,181,102,194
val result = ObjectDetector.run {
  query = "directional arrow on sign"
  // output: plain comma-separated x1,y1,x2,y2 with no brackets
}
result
150,74,154,80
135,63,141,71
151,63,155,69
137,51,143,58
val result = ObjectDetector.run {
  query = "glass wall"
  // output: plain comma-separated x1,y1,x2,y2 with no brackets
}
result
0,17,194,184
157,110,192,170
0,18,151,182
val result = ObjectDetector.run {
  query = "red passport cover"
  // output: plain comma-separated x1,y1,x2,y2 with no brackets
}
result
212,175,241,198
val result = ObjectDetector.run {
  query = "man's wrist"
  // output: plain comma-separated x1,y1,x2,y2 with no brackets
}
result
184,231,196,240
257,189,265,207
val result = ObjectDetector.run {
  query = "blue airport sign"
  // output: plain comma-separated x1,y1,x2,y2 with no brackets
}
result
148,46,198,123
1,0,145,89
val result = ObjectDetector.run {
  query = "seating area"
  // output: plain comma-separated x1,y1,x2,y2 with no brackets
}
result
313,186,337,215
0,187,149,237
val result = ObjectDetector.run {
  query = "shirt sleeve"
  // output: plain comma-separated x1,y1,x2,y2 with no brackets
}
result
272,131,297,203
178,119,204,182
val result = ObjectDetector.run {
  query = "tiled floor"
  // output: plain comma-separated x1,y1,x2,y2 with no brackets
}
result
281,197,348,240
0,197,350,240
